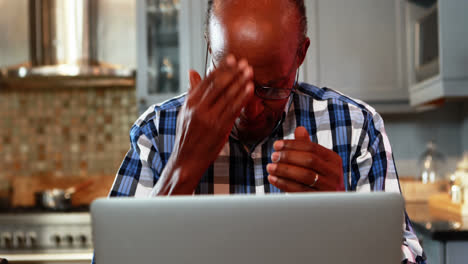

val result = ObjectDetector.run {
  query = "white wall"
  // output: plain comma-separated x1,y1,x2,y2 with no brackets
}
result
0,0,136,68
0,0,29,67
97,0,136,68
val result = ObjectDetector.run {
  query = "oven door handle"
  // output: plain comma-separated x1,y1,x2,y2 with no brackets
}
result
1,252,93,263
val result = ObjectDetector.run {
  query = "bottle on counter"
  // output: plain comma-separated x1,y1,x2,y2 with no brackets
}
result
451,153,468,204
419,141,446,184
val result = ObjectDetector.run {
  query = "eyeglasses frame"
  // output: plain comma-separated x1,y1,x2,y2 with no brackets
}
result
203,45,300,100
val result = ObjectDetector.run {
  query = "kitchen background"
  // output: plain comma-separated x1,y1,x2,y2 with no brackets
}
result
0,0,467,263
0,0,138,206
1,0,467,203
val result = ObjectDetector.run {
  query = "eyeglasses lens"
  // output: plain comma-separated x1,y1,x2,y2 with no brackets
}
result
255,85,291,100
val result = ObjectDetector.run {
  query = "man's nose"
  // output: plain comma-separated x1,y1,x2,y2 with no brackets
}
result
243,96,265,119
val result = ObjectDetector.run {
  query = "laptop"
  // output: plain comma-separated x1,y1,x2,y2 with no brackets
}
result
91,192,404,264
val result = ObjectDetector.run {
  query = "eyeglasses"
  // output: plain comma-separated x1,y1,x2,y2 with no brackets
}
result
204,46,299,100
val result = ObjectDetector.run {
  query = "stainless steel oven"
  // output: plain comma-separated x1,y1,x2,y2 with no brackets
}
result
0,210,93,264
414,4,439,82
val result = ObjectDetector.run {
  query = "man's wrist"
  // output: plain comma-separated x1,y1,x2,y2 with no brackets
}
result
151,158,206,196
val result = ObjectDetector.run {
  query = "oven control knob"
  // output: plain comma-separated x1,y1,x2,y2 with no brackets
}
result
77,234,87,246
15,231,26,248
27,232,37,248
64,235,74,245
51,234,61,246
1,232,13,248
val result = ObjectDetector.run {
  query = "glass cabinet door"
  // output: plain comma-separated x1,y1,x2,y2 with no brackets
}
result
137,0,208,113
147,0,180,95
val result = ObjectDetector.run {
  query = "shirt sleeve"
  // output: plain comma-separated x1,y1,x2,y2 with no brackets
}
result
353,112,426,264
109,120,162,198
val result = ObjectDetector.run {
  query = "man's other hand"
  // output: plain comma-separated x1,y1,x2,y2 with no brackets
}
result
267,126,345,192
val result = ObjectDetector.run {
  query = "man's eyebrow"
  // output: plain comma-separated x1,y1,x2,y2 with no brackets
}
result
263,75,289,86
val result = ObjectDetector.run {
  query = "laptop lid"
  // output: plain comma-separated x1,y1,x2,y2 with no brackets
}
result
91,192,403,264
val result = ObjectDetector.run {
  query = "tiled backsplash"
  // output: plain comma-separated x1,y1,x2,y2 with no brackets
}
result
0,83,137,180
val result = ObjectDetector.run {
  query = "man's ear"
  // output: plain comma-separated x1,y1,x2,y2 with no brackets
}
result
297,37,310,67
189,70,202,91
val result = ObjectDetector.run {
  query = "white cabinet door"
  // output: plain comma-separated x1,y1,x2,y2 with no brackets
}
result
446,241,468,264
407,0,468,107
305,0,408,105
301,0,319,85
180,0,209,88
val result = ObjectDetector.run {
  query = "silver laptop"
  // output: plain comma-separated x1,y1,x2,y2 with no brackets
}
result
91,192,403,264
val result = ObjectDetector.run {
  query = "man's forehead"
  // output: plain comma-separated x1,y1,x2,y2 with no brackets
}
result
213,0,297,29
210,0,299,67
213,0,295,14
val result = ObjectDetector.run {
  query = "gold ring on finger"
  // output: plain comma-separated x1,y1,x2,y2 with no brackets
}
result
308,173,319,188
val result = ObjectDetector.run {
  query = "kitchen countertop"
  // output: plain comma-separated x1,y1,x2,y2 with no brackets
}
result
413,220,468,241
0,75,135,89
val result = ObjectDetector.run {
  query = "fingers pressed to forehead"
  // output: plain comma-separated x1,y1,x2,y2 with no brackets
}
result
206,55,247,80
203,59,251,107
206,70,243,103
215,79,254,123
189,67,218,100
230,81,254,112
224,67,252,98
224,54,237,67
222,64,253,99
197,55,236,91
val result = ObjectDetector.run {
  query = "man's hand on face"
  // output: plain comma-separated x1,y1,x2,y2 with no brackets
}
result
267,126,345,192
153,55,254,195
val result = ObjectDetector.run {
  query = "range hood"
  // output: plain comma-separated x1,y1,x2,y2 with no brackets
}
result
0,0,134,78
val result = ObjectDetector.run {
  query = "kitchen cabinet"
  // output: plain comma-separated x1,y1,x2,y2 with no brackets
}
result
302,0,411,113
136,0,208,111
138,0,418,113
405,0,468,107
413,221,468,264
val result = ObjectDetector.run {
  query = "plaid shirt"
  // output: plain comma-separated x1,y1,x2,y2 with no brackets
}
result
107,83,426,264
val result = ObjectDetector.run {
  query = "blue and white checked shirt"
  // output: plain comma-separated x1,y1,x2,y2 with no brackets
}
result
107,83,426,264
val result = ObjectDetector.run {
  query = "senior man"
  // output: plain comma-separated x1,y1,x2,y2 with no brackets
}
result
109,0,425,263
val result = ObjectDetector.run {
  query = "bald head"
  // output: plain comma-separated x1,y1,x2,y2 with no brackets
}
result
207,1,307,66
204,0,311,143
205,0,308,46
